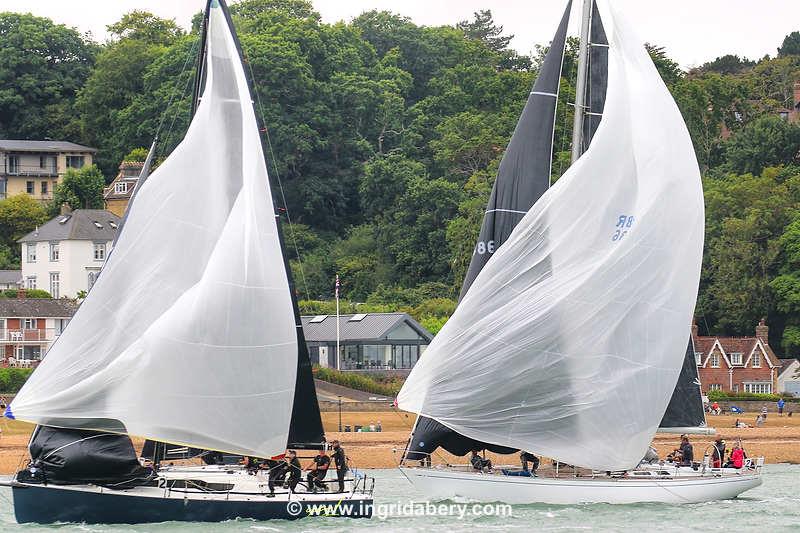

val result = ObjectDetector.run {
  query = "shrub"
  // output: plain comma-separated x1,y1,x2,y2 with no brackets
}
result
2,289,52,298
0,368,34,393
707,389,797,402
313,366,402,397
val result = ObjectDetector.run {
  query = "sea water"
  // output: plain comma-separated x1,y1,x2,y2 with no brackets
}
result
0,464,796,532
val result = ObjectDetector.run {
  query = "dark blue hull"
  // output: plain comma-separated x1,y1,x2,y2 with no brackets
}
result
12,484,373,523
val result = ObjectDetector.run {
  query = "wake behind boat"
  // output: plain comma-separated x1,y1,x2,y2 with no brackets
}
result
397,0,763,505
3,0,372,523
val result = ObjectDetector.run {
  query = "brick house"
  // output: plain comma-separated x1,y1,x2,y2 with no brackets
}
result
695,319,779,395
0,293,78,367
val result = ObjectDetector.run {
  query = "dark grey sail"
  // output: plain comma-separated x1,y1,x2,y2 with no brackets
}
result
580,0,607,151
406,2,573,461
659,338,706,430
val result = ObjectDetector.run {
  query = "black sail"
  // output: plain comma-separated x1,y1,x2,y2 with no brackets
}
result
407,2,573,461
659,338,706,429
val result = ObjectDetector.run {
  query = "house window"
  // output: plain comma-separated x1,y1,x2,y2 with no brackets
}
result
50,272,60,298
694,351,703,365
114,182,128,194
26,181,34,194
93,242,106,261
730,352,742,365
7,155,18,174
41,181,48,195
732,384,739,393
710,352,720,368
22,318,37,330
25,276,36,289
751,352,761,368
26,243,36,263
744,382,771,394
734,111,743,122
709,384,722,391
49,242,59,262
780,111,790,120
20,346,41,361
66,156,84,169
87,270,99,290
54,318,70,336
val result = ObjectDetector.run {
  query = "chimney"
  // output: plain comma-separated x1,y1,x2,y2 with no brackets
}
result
16,288,26,300
60,203,72,216
795,81,800,109
756,318,768,342
691,317,698,339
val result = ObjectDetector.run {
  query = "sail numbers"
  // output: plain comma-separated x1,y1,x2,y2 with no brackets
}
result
474,240,496,255
612,215,634,241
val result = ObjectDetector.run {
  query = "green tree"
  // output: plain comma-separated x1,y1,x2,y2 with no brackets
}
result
107,10,184,46
0,13,97,139
645,43,683,87
724,115,800,174
0,194,48,260
778,31,800,57
50,165,106,214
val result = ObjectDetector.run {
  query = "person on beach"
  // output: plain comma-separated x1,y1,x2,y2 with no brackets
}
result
331,440,348,493
306,449,331,492
470,450,493,473
711,401,720,415
778,398,785,416
521,451,540,475
761,406,768,420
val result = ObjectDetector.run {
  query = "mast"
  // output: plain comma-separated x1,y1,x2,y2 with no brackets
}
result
191,0,212,118
570,0,592,163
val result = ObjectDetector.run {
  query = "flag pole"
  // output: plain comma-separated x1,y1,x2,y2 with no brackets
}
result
335,274,340,371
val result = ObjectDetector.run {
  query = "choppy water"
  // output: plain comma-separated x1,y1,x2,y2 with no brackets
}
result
0,464,796,532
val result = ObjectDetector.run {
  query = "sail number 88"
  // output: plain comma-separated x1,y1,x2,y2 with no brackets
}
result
474,240,495,255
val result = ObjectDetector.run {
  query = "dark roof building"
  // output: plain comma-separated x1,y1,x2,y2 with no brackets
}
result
0,140,96,153
0,297,77,317
0,270,21,288
300,312,433,372
19,209,120,243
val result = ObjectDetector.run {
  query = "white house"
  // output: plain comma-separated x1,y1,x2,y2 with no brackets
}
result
779,358,800,397
19,208,119,298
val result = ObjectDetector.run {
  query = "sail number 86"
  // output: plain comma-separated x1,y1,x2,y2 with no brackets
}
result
474,240,495,255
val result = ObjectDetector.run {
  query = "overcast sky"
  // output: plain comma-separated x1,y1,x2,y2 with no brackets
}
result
5,0,800,69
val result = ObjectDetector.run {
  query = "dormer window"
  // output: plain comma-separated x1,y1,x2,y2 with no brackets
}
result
694,351,702,365
114,182,128,194
709,352,720,368
93,221,103,229
730,352,742,365
751,352,761,368
109,221,117,229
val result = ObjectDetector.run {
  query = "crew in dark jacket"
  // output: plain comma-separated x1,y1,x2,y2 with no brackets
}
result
331,440,348,492
306,450,330,492
521,451,540,475
286,450,302,492
470,450,492,472
266,457,287,497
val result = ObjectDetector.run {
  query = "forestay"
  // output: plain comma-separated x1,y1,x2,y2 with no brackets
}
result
398,0,704,472
9,4,298,459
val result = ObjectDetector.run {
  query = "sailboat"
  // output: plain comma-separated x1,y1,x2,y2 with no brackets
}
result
397,0,763,504
2,0,373,523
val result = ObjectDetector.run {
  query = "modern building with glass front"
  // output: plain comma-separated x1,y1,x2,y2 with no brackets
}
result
300,312,433,372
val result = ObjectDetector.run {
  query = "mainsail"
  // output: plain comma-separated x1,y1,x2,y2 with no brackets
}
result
659,338,707,430
10,0,308,459
398,0,704,472
406,2,572,461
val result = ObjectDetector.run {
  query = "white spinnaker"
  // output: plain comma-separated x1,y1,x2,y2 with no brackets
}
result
10,5,298,458
398,0,704,472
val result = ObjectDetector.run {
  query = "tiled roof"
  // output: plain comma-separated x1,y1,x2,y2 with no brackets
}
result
0,140,96,153
19,209,120,243
0,298,77,318
695,334,777,366
300,313,432,343
0,270,21,285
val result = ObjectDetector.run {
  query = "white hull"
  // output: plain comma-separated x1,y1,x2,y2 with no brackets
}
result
400,467,762,505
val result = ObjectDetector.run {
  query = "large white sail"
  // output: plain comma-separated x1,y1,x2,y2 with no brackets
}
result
398,0,704,471
9,4,298,458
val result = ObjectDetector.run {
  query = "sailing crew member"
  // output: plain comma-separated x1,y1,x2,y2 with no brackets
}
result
306,449,331,492
265,455,287,497
678,435,694,466
331,440,348,492
520,451,539,475
286,450,302,492
712,438,725,468
470,450,493,473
